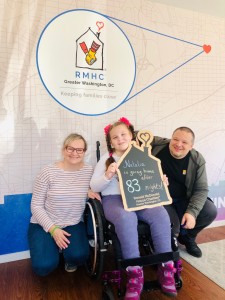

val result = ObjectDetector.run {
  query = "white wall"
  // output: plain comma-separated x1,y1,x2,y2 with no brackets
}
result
0,0,225,262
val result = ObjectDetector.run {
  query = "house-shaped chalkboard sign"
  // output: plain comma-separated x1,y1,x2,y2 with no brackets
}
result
117,130,172,211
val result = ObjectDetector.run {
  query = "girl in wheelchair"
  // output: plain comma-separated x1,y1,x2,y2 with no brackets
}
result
90,117,177,299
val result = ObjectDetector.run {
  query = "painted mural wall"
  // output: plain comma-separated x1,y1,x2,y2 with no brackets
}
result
0,0,225,263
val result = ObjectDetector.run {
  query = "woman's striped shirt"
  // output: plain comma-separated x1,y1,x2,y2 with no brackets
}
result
30,164,93,232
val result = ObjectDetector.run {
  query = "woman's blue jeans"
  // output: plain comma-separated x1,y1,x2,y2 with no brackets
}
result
28,222,89,276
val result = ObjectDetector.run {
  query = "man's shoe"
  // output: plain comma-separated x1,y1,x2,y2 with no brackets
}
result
178,235,202,258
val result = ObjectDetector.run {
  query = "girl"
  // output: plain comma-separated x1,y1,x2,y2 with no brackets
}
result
90,118,177,299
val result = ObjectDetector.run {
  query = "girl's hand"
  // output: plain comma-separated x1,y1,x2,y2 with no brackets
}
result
88,189,101,201
105,162,118,180
163,174,169,186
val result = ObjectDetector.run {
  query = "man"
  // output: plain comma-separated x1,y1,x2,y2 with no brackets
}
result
151,127,217,257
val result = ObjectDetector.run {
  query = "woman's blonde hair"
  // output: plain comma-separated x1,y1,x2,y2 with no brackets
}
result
62,133,87,151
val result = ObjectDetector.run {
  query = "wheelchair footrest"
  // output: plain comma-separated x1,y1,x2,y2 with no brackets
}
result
117,251,180,269
143,280,160,291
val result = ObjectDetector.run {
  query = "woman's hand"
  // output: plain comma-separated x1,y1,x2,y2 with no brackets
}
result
105,162,118,180
88,189,101,201
50,226,71,250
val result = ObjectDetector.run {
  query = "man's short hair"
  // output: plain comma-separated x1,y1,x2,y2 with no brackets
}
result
173,127,195,143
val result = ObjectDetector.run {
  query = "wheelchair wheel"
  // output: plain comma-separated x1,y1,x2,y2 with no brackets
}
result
176,277,183,290
102,285,115,300
84,198,106,280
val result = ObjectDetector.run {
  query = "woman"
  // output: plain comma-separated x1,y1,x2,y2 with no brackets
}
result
28,133,100,276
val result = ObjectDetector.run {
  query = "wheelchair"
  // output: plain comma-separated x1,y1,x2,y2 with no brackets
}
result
84,141,183,299
84,198,183,299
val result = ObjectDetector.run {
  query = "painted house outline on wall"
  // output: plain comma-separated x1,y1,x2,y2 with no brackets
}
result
76,28,104,70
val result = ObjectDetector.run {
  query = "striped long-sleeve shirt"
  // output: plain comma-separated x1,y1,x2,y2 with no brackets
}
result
30,163,93,232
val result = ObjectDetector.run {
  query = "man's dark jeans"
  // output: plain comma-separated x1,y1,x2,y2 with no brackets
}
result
164,197,217,241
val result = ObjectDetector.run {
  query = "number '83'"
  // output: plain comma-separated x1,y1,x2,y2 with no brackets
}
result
126,179,141,193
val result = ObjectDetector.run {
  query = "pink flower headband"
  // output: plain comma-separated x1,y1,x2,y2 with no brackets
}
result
104,117,131,135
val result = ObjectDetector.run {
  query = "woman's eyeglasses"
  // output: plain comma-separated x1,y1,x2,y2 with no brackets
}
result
65,146,85,154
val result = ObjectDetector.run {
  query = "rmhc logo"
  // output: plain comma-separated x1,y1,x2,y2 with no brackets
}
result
76,25,104,71
75,71,104,80
37,9,135,115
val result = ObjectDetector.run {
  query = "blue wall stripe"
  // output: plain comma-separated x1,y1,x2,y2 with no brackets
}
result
0,194,32,255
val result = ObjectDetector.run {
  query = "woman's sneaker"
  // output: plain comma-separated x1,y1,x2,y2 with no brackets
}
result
65,263,77,273
125,266,144,300
157,262,177,297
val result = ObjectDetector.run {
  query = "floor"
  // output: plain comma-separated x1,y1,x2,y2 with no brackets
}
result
0,225,224,300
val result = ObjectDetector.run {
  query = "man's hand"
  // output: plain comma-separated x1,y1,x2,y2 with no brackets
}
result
181,213,196,229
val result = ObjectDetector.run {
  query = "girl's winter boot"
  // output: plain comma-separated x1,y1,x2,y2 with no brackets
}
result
157,261,177,297
124,266,144,300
